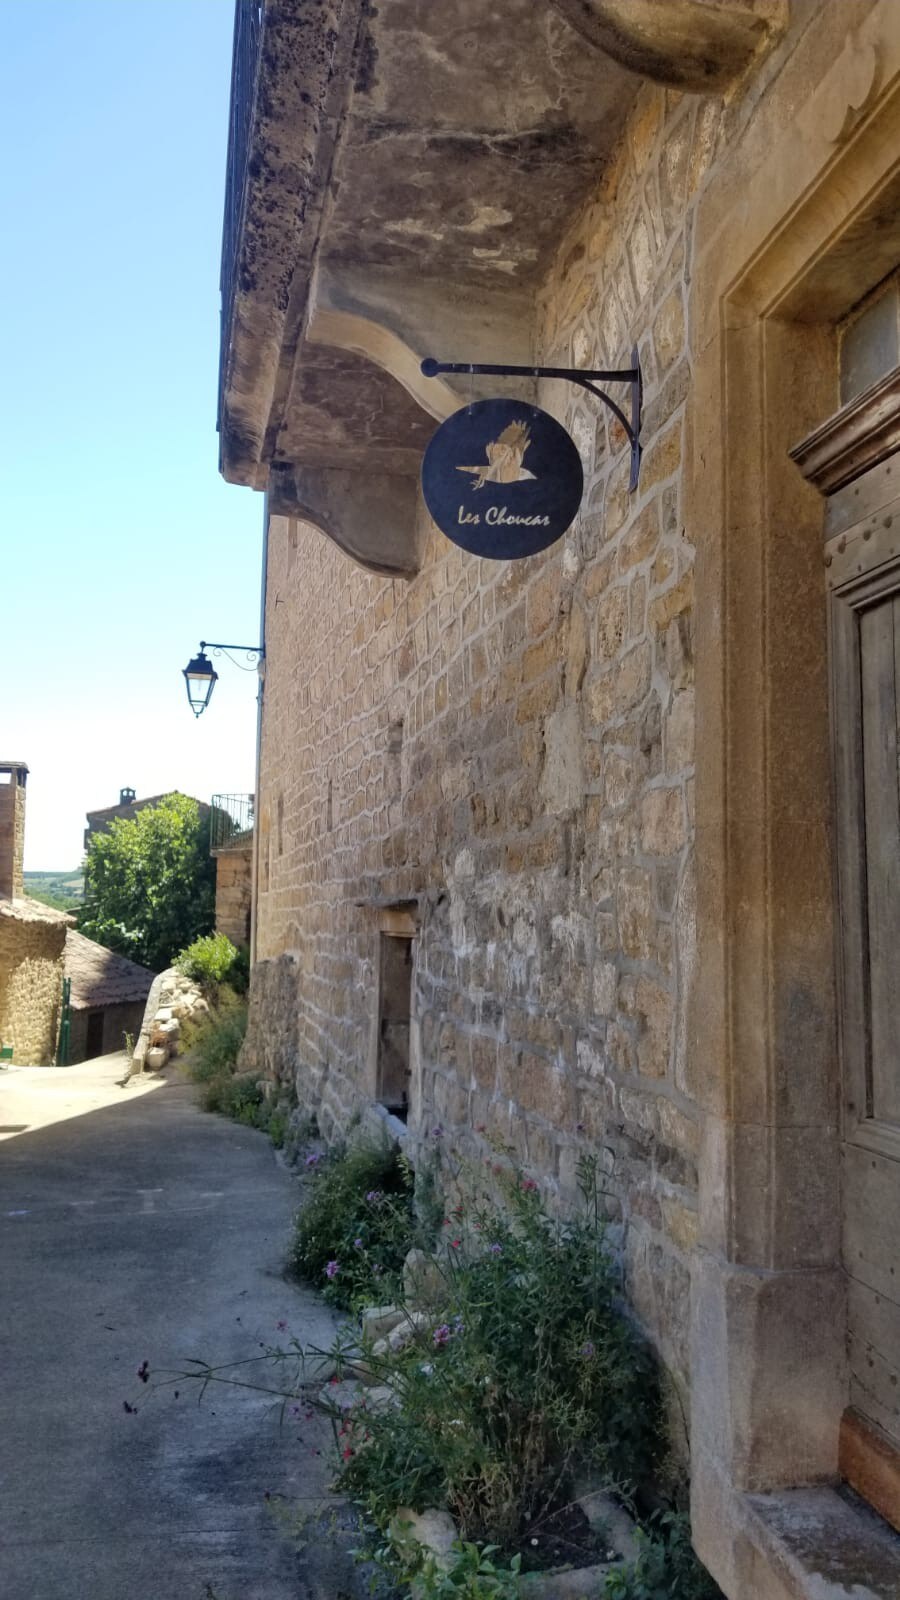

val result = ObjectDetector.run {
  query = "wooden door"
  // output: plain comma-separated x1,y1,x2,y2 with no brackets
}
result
377,933,413,1121
828,455,900,1527
85,1010,105,1059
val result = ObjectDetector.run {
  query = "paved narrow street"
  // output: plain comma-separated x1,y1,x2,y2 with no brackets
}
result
0,1057,347,1600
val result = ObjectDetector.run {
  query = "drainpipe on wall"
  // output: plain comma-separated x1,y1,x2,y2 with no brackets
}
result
249,493,268,967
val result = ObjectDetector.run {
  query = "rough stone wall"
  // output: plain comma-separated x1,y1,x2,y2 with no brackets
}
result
250,82,720,1392
130,967,209,1075
0,919,66,1064
214,846,253,948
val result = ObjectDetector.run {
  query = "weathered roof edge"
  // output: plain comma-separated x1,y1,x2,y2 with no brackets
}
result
219,0,364,487
0,898,74,927
64,929,155,1010
86,793,211,823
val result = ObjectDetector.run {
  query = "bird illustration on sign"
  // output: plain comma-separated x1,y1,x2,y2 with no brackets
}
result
456,420,537,490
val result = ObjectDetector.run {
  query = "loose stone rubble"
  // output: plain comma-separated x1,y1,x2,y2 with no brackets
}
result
129,967,208,1076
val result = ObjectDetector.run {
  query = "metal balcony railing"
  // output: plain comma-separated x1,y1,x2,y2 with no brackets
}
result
218,0,263,435
210,793,255,852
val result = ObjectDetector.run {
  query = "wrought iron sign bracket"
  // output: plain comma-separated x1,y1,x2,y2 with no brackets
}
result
421,348,642,491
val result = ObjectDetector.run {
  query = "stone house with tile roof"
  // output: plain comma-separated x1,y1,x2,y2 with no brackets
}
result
63,929,154,1064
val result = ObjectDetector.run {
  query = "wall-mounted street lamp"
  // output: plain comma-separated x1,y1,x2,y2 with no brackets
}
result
182,640,264,717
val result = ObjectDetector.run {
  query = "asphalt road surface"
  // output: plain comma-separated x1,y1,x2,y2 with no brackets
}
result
0,1056,352,1600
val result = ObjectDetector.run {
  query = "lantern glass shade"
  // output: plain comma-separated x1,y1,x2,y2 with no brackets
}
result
183,651,218,716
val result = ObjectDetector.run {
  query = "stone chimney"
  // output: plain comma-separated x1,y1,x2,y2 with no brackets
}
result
119,787,136,806
0,761,28,901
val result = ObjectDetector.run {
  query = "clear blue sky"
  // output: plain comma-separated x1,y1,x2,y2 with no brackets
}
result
1,1,262,869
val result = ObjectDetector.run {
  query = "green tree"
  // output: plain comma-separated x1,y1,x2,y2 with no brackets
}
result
79,794,216,972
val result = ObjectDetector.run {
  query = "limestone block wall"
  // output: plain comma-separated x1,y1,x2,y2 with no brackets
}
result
245,82,716,1392
215,845,253,948
0,917,66,1065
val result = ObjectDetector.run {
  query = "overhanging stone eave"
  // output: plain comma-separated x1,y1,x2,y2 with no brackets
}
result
219,0,789,485
218,0,361,484
219,0,631,481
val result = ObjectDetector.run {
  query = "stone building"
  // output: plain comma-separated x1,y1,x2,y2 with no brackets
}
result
0,761,70,1064
211,793,254,948
63,929,154,1063
84,788,210,852
218,2,900,1592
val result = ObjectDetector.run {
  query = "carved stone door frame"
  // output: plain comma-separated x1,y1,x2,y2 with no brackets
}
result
683,5,900,1593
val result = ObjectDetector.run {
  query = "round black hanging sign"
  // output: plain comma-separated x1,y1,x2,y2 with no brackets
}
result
421,398,584,561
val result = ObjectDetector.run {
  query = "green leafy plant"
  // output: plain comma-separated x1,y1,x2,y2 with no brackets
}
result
288,1142,416,1311
405,1540,521,1599
203,1069,263,1119
183,989,248,1083
424,1544,521,1599
266,1107,288,1148
601,1512,721,1600
175,931,247,990
182,990,295,1149
79,794,215,971
333,1156,660,1551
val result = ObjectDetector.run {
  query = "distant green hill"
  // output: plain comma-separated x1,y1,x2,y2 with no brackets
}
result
24,870,84,912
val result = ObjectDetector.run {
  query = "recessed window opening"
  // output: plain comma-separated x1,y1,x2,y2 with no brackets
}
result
839,267,900,405
377,932,413,1123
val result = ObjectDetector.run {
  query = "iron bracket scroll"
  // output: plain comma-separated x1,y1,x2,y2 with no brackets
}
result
421,347,642,492
200,640,265,672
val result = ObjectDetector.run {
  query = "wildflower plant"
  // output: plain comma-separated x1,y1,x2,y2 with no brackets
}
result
333,1153,661,1550
152,1151,669,1591
288,1141,417,1311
